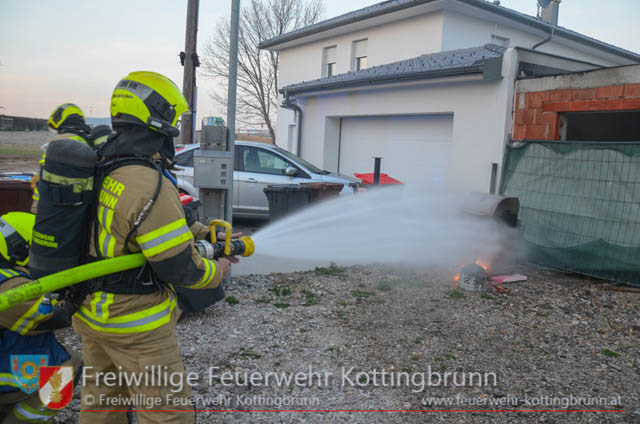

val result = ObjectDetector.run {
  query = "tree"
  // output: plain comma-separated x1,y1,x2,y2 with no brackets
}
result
201,0,325,142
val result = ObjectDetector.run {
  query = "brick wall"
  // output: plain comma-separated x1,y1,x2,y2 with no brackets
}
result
513,83,640,140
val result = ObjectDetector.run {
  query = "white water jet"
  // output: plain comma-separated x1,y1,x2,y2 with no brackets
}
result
234,186,514,275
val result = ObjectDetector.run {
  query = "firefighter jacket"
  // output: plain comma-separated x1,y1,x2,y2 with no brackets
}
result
31,131,89,213
0,267,70,393
72,163,224,336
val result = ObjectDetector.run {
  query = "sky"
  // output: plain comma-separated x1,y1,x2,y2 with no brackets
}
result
1,0,639,125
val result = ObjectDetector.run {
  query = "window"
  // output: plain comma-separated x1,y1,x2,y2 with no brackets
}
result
174,148,195,167
352,39,368,71
242,147,292,176
287,124,296,152
327,62,336,77
356,56,367,71
562,111,640,141
275,146,323,175
323,46,337,77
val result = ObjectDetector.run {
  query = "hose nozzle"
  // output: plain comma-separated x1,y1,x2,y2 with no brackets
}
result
194,237,255,260
195,220,255,260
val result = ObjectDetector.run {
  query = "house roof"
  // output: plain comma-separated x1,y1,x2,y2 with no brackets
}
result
281,44,505,96
260,0,640,62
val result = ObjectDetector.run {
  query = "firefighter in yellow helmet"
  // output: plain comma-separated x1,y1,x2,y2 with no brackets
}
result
32,105,114,213
31,104,92,213
0,212,81,423
71,71,232,424
47,104,112,149
46,103,90,137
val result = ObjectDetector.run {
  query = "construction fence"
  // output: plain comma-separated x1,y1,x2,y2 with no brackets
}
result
500,140,640,287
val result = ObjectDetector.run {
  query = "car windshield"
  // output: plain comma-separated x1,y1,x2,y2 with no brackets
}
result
274,147,328,174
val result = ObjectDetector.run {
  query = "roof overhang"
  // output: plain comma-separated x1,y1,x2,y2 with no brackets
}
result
515,47,602,79
283,73,487,98
281,44,504,97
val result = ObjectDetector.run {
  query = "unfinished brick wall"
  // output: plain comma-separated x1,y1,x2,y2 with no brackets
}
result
513,83,640,140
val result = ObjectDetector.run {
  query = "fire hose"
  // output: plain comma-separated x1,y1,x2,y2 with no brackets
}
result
0,220,254,313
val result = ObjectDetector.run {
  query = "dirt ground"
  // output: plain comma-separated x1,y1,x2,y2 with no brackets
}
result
51,263,640,423
0,131,53,172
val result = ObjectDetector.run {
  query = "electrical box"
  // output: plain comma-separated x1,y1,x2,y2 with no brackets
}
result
194,150,233,189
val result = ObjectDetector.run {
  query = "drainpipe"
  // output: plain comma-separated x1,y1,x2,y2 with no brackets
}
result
281,91,303,156
532,27,555,50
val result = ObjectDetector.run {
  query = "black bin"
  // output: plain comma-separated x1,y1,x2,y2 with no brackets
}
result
263,184,311,221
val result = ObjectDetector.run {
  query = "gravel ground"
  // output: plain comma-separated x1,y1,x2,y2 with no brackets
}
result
53,263,640,423
3,132,639,423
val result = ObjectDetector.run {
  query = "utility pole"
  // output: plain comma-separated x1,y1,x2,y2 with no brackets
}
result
224,0,240,285
226,0,240,224
181,0,200,144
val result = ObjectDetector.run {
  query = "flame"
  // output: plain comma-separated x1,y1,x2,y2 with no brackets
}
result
475,260,489,272
454,260,489,285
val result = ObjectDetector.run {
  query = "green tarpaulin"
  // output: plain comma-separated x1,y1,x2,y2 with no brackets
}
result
501,141,640,287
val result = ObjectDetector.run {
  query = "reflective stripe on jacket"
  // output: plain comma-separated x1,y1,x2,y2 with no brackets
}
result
0,269,52,336
12,400,57,422
74,290,177,334
0,270,70,393
73,164,223,335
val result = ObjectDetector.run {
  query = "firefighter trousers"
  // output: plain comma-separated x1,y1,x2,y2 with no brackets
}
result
77,323,195,424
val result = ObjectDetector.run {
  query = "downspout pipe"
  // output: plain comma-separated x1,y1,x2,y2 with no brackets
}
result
281,91,303,156
532,27,555,50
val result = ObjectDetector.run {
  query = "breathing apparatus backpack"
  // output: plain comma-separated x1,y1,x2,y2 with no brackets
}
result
29,138,97,279
29,135,170,306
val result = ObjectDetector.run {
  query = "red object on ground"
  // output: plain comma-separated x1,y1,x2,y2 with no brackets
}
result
180,194,194,205
354,173,403,185
490,274,528,284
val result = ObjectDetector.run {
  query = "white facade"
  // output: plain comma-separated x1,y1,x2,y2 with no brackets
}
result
269,1,638,192
292,50,518,192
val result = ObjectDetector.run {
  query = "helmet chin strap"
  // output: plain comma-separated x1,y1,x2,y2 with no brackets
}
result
147,117,180,138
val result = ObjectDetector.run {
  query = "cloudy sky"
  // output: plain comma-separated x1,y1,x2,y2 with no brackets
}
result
1,0,638,124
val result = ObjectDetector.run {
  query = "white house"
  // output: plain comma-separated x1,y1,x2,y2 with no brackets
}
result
260,0,639,192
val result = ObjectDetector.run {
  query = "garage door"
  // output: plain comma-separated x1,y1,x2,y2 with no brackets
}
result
339,114,453,186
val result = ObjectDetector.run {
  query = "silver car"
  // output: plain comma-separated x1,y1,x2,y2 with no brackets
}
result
174,141,360,219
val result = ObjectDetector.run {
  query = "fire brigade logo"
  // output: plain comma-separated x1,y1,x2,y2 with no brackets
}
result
11,355,48,394
38,366,74,410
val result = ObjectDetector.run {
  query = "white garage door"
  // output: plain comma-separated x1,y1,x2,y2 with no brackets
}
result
339,114,453,186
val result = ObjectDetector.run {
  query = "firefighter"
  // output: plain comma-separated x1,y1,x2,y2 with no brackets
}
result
87,124,113,150
31,103,92,213
71,71,232,424
0,212,80,423
46,103,91,143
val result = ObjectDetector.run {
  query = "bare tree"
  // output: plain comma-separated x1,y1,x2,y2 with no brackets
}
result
201,0,325,142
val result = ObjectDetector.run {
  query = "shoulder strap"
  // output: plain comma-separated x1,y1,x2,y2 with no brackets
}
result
92,156,162,258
